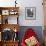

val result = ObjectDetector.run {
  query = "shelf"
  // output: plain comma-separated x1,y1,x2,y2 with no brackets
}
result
2,40,19,43
0,7,19,10
0,7,19,46
0,24,19,32
0,7,19,24
1,40,19,46
0,7,19,15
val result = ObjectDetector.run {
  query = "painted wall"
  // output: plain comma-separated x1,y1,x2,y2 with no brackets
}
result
0,0,44,26
18,0,44,26
18,26,44,44
0,0,44,45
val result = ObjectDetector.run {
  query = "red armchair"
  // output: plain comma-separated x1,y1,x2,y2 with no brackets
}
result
21,28,41,46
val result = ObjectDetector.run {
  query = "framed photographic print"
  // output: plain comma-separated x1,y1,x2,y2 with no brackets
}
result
2,10,9,15
25,7,36,20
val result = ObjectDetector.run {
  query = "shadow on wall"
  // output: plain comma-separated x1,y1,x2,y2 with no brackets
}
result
18,26,44,44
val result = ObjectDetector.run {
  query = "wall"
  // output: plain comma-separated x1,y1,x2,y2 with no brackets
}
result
18,26,43,43
0,0,15,7
43,0,46,26
0,0,44,26
0,0,44,44
18,0,44,26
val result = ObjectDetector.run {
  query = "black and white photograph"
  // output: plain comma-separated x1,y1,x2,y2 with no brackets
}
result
25,7,36,20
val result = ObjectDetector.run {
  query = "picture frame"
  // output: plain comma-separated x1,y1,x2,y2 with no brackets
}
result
25,7,36,20
2,10,9,15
